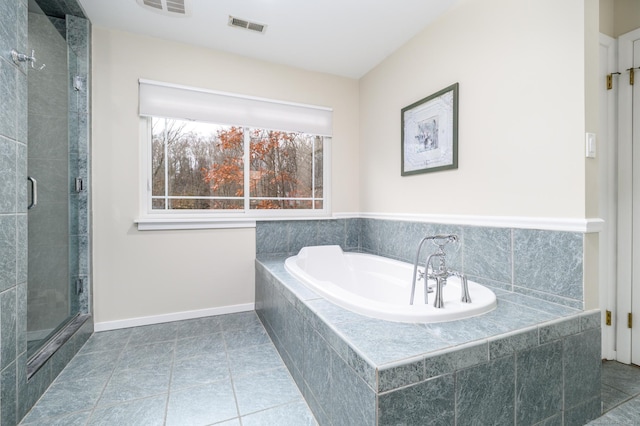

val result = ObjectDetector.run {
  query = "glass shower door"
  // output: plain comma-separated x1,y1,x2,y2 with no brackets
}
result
26,3,81,357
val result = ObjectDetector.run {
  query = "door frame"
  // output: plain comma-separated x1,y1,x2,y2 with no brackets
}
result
600,33,617,361
616,27,640,365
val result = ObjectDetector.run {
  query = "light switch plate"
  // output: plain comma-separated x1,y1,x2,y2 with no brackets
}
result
586,133,596,158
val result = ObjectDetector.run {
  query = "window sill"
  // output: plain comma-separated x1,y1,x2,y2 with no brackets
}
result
135,217,257,231
135,213,335,231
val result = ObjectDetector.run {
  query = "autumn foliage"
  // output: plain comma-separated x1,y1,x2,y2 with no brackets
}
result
152,118,322,210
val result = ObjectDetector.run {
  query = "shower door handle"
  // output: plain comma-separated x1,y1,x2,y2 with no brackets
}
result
27,176,37,209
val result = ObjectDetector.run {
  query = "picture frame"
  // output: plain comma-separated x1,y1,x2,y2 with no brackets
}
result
401,83,458,176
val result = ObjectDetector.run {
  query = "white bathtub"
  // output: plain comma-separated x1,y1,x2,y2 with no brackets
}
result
284,245,497,323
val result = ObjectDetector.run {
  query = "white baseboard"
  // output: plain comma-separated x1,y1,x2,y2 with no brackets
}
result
94,303,255,332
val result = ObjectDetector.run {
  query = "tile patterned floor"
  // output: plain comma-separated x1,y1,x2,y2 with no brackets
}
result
588,361,640,425
19,311,317,426
19,312,640,426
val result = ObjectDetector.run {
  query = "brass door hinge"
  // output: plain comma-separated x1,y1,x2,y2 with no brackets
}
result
606,310,612,326
628,312,633,329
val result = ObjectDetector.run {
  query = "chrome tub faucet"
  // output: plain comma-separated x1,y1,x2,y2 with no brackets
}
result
409,234,472,308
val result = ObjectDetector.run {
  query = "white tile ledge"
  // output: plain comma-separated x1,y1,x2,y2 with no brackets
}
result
136,213,604,232
334,212,605,233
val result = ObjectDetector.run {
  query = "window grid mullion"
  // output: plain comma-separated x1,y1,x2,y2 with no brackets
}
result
243,127,250,212
163,119,169,210
311,136,316,209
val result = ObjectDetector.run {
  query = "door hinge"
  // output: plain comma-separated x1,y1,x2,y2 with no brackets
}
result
75,278,84,295
605,310,612,326
74,177,85,193
628,312,633,329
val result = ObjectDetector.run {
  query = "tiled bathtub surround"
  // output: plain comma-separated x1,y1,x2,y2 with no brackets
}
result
256,256,601,425
256,217,597,425
256,218,585,309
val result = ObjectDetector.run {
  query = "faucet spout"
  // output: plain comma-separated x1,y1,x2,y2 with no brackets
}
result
433,276,446,308
409,234,459,306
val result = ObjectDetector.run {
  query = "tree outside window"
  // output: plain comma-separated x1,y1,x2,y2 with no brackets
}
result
151,118,325,211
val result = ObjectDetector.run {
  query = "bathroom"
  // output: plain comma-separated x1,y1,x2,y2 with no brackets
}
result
1,0,640,424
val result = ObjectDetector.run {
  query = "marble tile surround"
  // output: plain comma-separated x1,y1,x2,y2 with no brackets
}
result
256,255,601,425
256,218,585,308
256,217,598,425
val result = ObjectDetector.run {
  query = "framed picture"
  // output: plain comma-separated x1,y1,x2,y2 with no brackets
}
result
401,83,458,176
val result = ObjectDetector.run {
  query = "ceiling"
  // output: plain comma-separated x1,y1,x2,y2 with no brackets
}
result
77,0,459,79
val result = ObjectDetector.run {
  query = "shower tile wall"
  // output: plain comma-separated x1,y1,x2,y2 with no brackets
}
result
256,218,585,309
0,0,29,424
0,1,92,424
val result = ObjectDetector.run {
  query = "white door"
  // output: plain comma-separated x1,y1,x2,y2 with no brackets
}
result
618,28,640,366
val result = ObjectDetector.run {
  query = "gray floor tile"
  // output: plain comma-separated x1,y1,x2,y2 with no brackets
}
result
166,380,238,426
171,352,230,390
585,362,640,426
175,332,226,360
56,349,121,381
127,322,178,346
602,361,640,396
78,328,132,354
21,375,108,423
174,316,223,338
227,343,285,378
88,395,166,426
587,395,640,425
602,383,632,412
24,312,640,426
97,362,172,407
218,311,263,332
223,325,272,350
212,420,241,426
242,401,317,425
20,410,91,426
117,340,175,369
233,367,302,416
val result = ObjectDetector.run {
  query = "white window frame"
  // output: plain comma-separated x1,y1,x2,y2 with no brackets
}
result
136,118,332,231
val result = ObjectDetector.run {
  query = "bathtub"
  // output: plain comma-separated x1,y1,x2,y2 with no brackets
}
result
284,245,497,323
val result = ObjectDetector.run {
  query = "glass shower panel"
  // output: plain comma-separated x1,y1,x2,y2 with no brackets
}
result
26,3,81,357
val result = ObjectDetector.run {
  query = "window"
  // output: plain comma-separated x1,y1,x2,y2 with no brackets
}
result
138,80,332,227
149,118,326,211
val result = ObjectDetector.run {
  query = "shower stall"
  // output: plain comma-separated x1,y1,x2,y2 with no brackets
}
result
23,0,91,363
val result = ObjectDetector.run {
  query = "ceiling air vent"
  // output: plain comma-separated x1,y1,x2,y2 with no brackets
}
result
137,0,188,16
228,16,267,34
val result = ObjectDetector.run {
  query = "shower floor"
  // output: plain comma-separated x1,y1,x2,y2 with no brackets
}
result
19,311,316,425
17,311,640,425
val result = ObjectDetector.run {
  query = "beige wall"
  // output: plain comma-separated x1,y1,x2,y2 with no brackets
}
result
93,0,602,322
600,0,640,37
359,0,589,218
613,0,640,36
584,0,600,310
91,28,360,323
600,0,615,37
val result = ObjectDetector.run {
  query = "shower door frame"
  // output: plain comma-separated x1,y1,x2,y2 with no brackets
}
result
24,4,92,365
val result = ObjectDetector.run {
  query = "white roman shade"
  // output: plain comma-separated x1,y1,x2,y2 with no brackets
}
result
139,79,333,136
